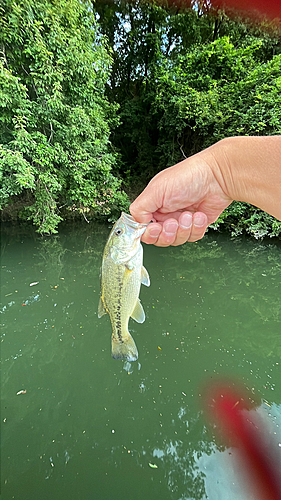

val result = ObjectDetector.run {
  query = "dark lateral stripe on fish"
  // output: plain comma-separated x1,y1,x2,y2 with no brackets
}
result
115,279,123,343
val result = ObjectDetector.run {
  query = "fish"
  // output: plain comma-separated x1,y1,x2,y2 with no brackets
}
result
98,212,150,361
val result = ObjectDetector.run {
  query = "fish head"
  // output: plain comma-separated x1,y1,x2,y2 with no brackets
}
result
108,212,148,264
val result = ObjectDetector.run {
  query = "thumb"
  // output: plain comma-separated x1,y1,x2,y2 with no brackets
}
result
130,189,160,224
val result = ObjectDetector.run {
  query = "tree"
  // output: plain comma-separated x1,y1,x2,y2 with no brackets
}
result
2,0,281,237
94,0,281,176
94,0,281,237
0,0,128,233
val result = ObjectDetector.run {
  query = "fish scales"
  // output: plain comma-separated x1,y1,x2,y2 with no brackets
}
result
102,250,142,342
98,212,150,361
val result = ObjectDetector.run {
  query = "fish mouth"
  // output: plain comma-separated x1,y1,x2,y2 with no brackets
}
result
109,213,149,264
120,212,149,237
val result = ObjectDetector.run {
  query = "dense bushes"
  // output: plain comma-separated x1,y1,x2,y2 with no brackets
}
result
0,0,128,233
95,0,281,238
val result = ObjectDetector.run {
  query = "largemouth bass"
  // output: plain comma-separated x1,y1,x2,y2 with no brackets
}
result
98,212,150,361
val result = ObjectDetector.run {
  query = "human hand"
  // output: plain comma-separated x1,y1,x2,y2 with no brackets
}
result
130,146,233,246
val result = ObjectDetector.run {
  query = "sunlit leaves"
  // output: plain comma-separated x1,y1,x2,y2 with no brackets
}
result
0,0,128,233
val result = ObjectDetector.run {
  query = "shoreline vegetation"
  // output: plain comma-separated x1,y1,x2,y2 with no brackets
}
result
1,0,281,238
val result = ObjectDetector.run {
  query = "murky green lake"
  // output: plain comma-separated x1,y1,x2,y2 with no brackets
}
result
1,222,281,500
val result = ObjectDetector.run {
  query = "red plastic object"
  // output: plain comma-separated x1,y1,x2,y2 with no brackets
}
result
204,381,281,500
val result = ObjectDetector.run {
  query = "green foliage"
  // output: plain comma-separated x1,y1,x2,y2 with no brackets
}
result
0,0,128,233
210,202,281,239
154,37,281,160
94,0,281,238
2,0,281,237
95,1,281,171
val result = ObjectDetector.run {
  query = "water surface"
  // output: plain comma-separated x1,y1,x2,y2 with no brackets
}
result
1,223,281,500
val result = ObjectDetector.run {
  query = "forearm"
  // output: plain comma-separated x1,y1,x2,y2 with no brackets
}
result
209,136,281,220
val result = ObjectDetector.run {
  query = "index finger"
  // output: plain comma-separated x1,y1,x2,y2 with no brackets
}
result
129,194,158,224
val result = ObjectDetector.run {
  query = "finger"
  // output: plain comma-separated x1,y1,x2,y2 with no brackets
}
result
141,223,162,245
171,212,193,246
188,212,208,242
141,213,209,246
150,218,179,247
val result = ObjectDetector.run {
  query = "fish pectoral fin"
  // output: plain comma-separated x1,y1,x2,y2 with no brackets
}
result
131,298,145,324
98,297,107,318
141,266,150,287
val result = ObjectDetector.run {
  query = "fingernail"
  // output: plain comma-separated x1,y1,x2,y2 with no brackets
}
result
179,213,192,229
164,222,178,236
194,214,205,228
148,227,160,238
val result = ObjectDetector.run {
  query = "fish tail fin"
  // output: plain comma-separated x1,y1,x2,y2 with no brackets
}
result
111,332,138,362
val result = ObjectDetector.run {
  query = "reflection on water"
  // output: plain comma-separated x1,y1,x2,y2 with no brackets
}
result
1,223,281,500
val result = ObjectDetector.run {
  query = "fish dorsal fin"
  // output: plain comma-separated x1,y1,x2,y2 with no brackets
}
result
141,266,150,287
98,297,107,318
131,298,145,324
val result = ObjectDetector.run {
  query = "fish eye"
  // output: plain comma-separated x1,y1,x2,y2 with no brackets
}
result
115,228,123,236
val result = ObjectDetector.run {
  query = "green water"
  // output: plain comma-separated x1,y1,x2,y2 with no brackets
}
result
1,222,281,500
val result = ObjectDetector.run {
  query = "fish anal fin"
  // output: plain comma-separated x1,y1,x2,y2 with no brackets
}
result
98,297,107,318
141,266,150,287
111,333,138,361
131,298,145,323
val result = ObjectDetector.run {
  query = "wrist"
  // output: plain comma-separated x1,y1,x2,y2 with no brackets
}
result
207,137,244,201
208,136,281,220
199,137,237,201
